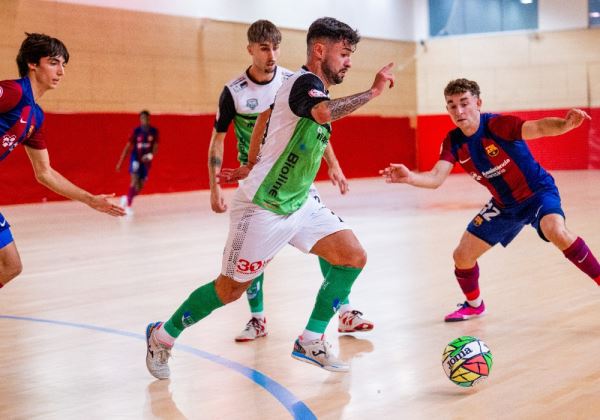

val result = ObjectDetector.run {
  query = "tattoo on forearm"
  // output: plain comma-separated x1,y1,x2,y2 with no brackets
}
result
209,156,222,167
327,90,372,121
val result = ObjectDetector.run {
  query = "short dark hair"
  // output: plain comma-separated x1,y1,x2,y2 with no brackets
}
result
16,33,69,78
247,20,281,45
306,17,360,49
140,110,150,117
444,78,481,98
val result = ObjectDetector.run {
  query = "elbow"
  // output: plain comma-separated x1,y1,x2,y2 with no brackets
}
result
312,109,331,125
34,169,53,187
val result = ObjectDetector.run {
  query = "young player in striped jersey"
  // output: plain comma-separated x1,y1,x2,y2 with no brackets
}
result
381,78,599,321
146,18,394,377
208,20,373,343
0,33,125,290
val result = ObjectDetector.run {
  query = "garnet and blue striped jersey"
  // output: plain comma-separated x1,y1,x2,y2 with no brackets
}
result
0,77,46,163
129,126,158,162
439,112,556,207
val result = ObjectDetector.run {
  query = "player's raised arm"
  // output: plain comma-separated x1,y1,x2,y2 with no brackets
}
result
311,63,395,124
380,160,453,189
521,108,591,140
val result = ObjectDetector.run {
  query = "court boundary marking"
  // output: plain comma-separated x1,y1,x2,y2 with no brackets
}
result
0,314,316,419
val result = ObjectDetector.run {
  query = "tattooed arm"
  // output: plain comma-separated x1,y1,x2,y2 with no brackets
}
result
311,62,395,123
208,129,228,213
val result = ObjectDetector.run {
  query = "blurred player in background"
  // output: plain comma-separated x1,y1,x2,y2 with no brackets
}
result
0,33,125,290
116,110,159,215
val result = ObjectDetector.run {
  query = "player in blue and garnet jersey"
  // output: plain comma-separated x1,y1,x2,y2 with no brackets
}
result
381,78,599,321
115,110,159,215
0,33,125,290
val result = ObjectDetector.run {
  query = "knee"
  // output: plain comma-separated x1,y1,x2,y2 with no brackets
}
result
453,246,473,267
1,259,22,284
215,275,252,304
342,247,367,268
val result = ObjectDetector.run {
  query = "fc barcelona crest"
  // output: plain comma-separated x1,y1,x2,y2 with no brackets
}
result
473,215,484,227
485,144,499,157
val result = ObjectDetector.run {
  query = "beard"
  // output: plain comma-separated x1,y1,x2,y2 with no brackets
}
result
322,60,347,85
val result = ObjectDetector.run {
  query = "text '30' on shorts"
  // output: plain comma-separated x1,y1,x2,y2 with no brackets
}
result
221,188,349,282
466,186,565,247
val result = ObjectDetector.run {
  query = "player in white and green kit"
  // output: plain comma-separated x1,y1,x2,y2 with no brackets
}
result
146,17,395,377
208,20,373,342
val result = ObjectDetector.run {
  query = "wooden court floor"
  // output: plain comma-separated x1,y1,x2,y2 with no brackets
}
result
0,171,598,419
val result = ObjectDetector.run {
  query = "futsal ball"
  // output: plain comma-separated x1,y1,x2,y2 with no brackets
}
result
442,336,493,387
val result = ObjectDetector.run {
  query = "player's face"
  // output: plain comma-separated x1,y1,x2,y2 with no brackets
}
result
322,40,353,85
30,56,66,90
140,114,149,126
248,41,280,74
445,92,482,134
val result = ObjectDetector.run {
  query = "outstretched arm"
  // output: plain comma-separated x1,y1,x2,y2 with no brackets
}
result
323,142,348,194
522,108,591,140
311,62,395,124
380,160,453,189
26,146,125,216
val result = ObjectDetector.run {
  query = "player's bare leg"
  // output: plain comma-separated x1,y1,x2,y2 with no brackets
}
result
0,242,23,288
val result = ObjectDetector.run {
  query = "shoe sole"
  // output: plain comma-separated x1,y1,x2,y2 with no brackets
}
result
338,324,374,333
234,332,268,343
444,312,486,322
291,351,349,373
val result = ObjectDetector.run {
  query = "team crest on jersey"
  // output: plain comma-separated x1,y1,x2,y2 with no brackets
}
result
2,134,16,148
246,98,258,110
485,144,499,157
308,89,328,98
473,215,484,227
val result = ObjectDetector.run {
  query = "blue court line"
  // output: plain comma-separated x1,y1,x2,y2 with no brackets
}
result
0,314,316,420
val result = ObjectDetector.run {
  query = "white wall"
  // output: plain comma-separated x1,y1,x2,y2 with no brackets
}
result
46,0,421,41
539,0,589,31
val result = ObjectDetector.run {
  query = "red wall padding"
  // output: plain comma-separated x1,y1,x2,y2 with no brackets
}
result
0,113,416,205
416,108,597,172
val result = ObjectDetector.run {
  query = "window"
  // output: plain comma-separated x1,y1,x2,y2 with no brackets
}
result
429,0,538,37
591,0,600,27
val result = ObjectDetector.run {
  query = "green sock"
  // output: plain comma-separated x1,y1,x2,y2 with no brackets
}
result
163,280,224,338
246,273,264,313
305,265,362,334
319,257,349,305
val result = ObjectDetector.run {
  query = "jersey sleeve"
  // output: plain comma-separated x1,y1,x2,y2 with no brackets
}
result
214,86,236,132
488,115,525,141
288,73,329,119
23,123,47,150
439,134,456,164
0,80,23,113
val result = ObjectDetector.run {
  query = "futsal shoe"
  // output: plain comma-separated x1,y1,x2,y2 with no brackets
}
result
291,337,349,372
146,322,172,380
338,310,374,333
444,301,486,322
234,317,267,342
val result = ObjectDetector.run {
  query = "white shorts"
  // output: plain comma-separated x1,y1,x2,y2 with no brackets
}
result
222,187,348,282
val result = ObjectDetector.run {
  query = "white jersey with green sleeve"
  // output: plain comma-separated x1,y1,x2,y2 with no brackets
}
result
214,66,294,164
238,67,332,215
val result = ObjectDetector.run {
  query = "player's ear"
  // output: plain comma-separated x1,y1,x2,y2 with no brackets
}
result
476,96,482,109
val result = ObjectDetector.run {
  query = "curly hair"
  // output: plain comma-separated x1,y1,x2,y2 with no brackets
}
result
444,78,481,98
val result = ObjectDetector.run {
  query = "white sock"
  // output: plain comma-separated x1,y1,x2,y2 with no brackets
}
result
467,297,483,308
155,324,175,347
300,330,322,343
338,304,353,315
251,312,265,320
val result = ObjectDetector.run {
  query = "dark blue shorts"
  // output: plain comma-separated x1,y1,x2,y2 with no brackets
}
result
0,212,14,249
466,186,565,247
129,159,151,181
